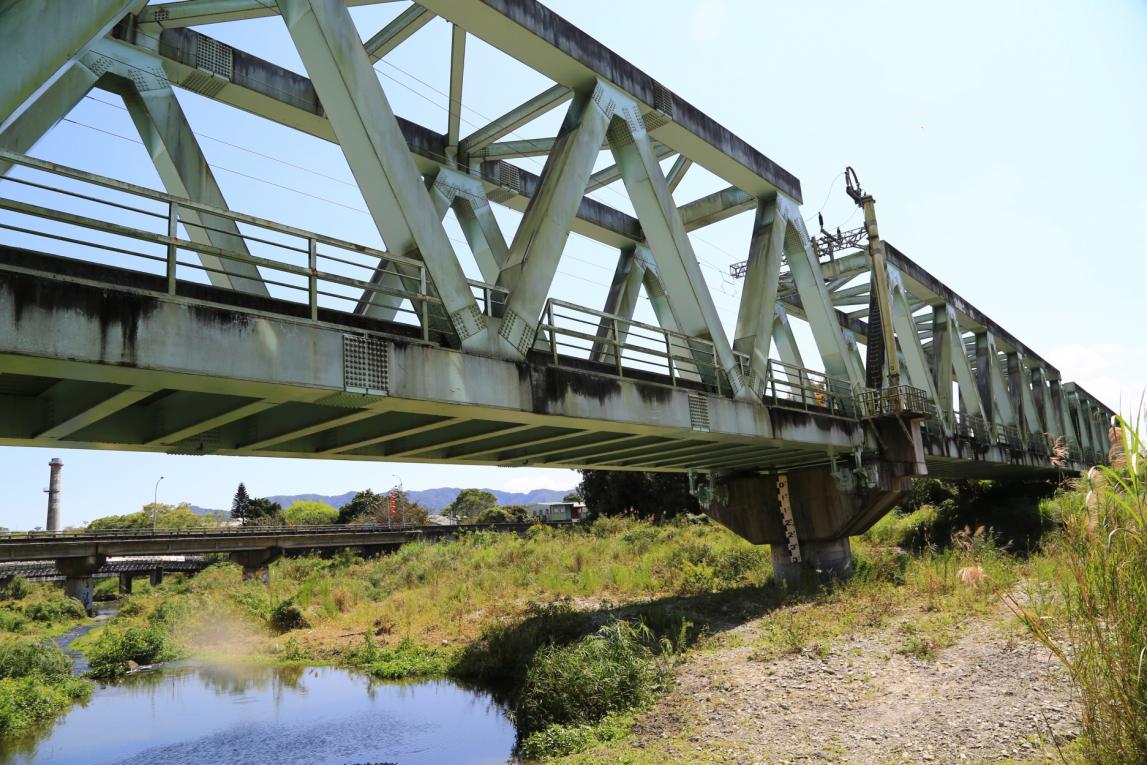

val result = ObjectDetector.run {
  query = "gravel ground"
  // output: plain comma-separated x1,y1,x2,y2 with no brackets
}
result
632,615,1076,764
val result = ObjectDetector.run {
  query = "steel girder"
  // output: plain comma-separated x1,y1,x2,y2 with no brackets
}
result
0,0,1116,466
277,0,486,350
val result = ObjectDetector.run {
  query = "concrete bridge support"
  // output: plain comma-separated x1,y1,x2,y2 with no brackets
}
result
230,548,282,583
704,464,913,585
118,573,132,595
55,555,106,614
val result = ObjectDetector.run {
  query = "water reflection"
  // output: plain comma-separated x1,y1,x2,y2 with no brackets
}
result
1,664,516,765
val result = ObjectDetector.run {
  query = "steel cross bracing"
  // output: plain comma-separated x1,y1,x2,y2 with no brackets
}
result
0,0,1115,481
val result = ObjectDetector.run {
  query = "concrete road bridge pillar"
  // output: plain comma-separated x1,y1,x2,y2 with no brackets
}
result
230,548,283,583
55,554,107,614
118,573,133,595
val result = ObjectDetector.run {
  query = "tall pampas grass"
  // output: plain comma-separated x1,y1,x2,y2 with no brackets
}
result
1008,408,1147,763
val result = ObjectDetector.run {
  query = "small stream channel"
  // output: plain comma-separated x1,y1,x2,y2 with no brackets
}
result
4,612,518,765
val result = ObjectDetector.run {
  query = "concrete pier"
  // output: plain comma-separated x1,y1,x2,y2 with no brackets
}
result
231,548,282,583
55,554,106,614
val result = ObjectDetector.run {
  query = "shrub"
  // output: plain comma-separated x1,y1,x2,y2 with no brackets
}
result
0,639,72,680
0,676,91,735
269,599,310,632
519,714,629,759
514,620,670,735
451,601,591,685
23,597,86,623
349,634,451,680
0,577,30,600
0,611,26,633
85,625,174,679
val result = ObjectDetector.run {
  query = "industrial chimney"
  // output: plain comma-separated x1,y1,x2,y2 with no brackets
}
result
46,458,63,532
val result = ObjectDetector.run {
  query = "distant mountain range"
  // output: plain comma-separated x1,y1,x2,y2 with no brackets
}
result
191,487,575,516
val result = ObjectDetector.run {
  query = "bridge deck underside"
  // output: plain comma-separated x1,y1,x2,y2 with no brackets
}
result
0,247,1084,478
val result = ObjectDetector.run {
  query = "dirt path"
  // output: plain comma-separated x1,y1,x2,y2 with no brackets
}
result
631,613,1076,764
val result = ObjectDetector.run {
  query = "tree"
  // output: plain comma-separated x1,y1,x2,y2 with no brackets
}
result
475,505,514,524
576,470,699,522
88,503,219,530
444,489,499,522
344,489,429,526
282,500,338,526
245,497,283,525
231,483,251,524
562,491,581,503
338,489,383,524
502,504,531,523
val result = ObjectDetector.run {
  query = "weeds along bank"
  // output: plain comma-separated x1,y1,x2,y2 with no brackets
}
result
4,472,1141,763
0,579,92,736
64,510,1058,761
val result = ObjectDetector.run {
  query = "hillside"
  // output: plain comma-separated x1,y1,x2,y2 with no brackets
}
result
193,487,574,516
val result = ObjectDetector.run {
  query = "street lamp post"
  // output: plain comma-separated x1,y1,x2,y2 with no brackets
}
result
152,476,164,531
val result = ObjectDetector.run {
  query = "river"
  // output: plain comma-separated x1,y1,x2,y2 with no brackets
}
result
0,662,518,765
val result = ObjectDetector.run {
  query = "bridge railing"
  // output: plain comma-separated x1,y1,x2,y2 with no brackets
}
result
0,150,506,342
0,520,571,543
539,298,734,395
760,360,856,418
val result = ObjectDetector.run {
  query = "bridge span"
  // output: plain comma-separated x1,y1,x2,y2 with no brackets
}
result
0,0,1115,586
0,522,561,609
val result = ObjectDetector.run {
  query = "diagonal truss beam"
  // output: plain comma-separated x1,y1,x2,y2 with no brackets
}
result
0,60,100,177
0,0,133,125
733,198,785,391
607,95,747,398
458,83,571,160
277,0,485,349
95,40,269,295
780,204,865,387
365,4,436,62
138,0,393,29
887,271,945,432
494,83,615,357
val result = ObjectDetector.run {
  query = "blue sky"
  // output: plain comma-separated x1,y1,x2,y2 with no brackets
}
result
2,0,1145,529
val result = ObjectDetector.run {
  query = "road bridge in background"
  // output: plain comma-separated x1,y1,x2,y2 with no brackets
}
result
0,522,562,609
0,0,1116,590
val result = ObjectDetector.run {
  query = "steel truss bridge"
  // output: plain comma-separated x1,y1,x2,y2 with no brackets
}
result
0,0,1115,582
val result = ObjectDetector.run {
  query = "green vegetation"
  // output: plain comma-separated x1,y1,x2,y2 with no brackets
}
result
85,625,179,680
577,470,698,522
282,500,338,526
86,502,218,530
40,463,1146,763
1012,417,1147,764
443,488,499,522
0,581,93,736
340,488,429,526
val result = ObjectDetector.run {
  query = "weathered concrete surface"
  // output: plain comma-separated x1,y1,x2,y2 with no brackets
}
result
55,554,107,613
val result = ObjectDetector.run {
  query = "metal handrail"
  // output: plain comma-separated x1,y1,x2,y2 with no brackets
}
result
540,298,729,394
762,359,855,417
0,150,505,342
0,520,571,542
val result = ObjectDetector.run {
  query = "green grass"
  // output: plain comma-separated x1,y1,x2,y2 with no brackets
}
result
1010,416,1147,764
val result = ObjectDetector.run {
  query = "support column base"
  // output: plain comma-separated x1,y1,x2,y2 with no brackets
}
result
771,538,853,587
56,555,106,615
230,548,282,584
63,576,96,615
118,573,133,595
